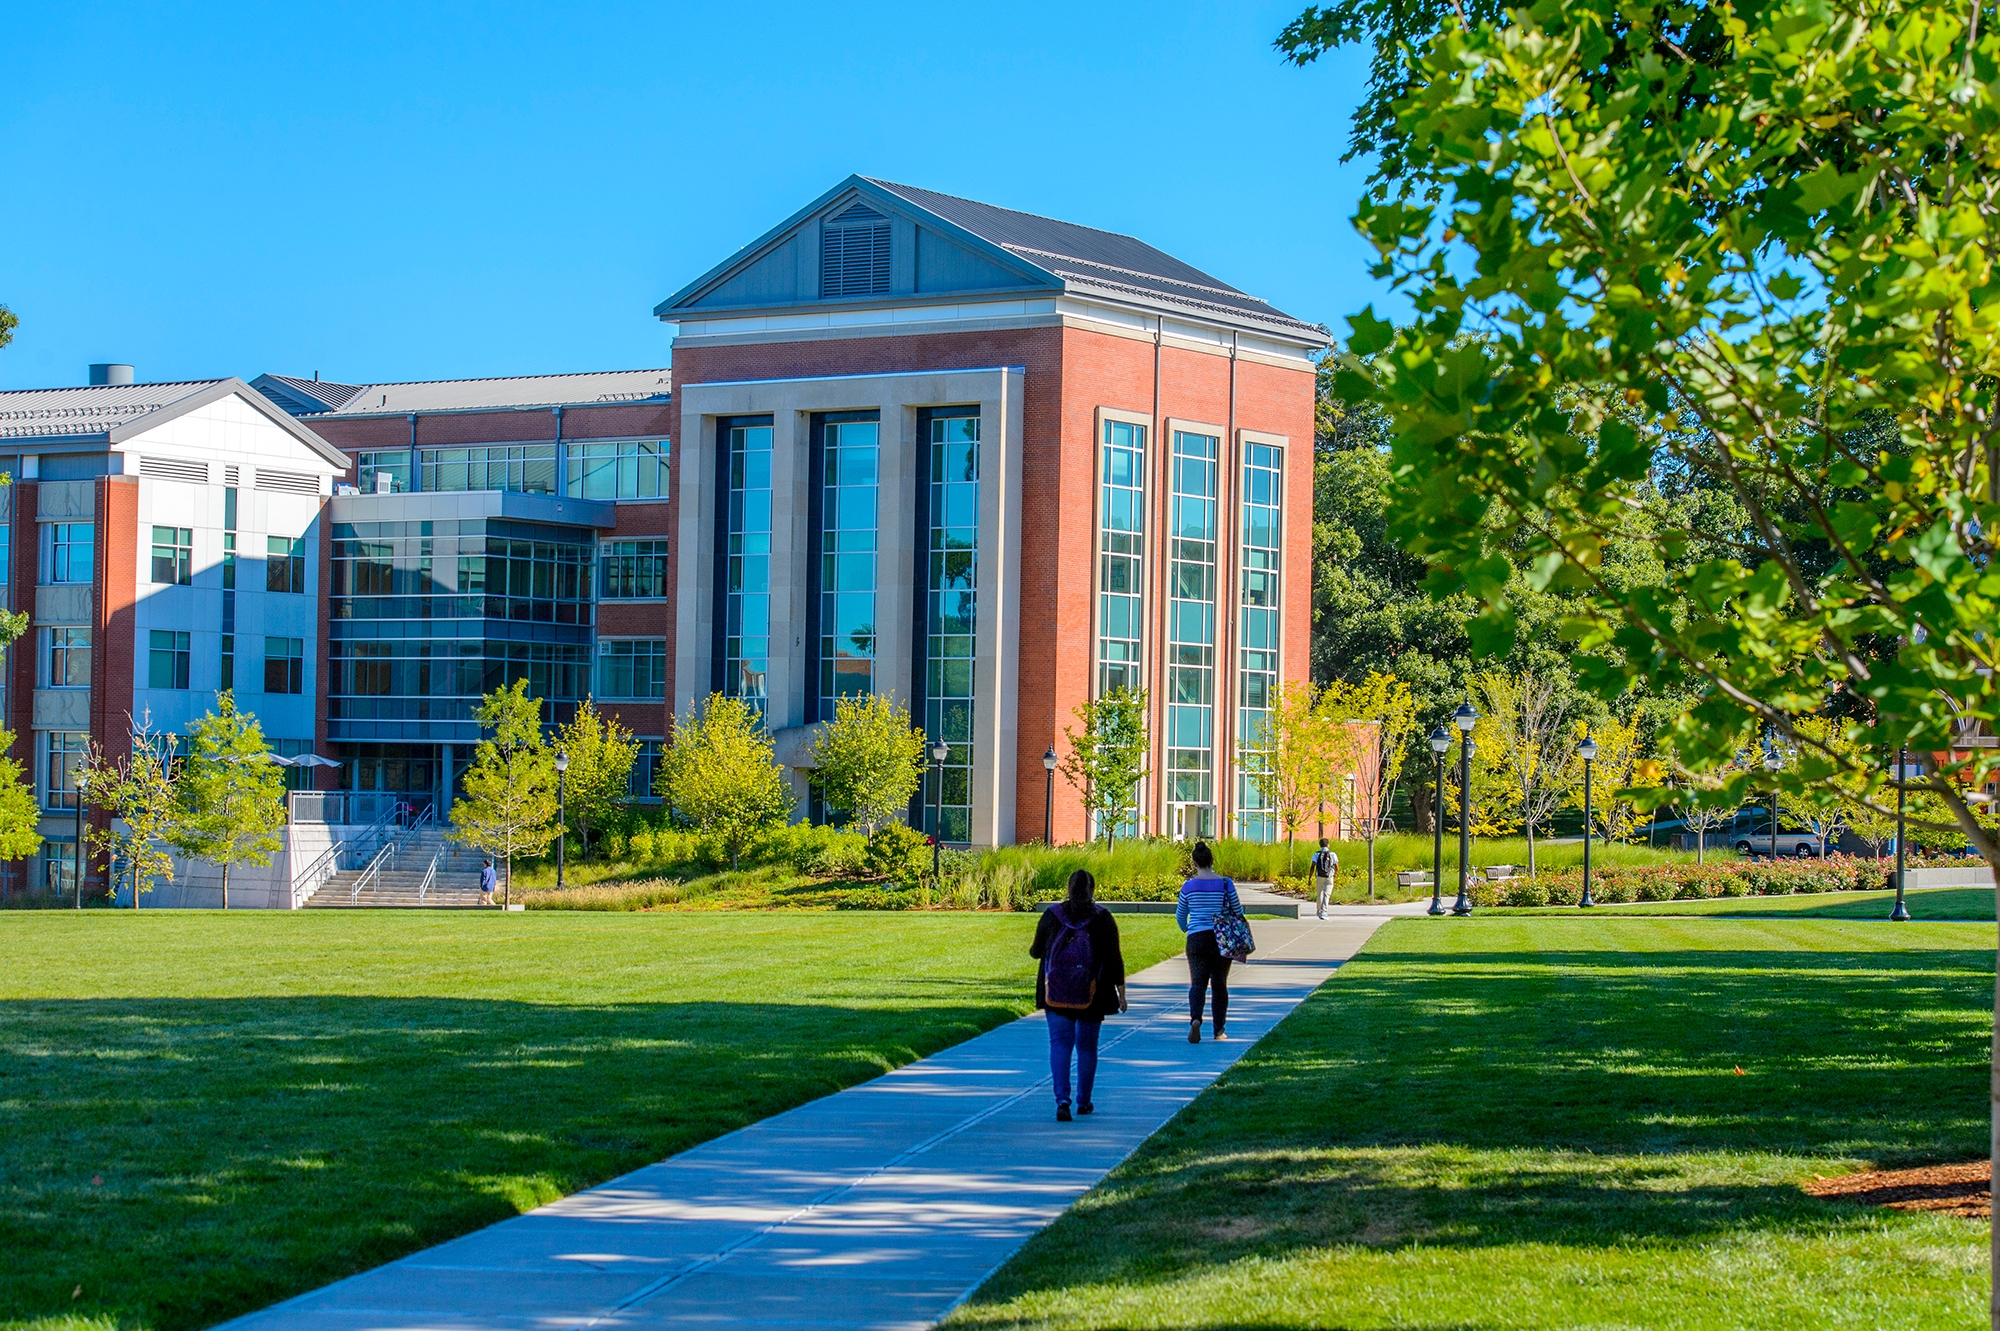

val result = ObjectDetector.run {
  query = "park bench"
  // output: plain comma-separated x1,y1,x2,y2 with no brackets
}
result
1482,865,1525,881
1396,870,1432,889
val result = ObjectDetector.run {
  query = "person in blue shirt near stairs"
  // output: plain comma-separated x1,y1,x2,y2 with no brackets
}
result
1176,841,1241,1044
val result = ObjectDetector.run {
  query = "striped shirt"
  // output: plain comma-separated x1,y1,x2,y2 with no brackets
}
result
1176,875,1241,934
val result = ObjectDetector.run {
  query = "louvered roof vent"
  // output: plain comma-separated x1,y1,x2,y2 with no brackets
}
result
820,201,891,299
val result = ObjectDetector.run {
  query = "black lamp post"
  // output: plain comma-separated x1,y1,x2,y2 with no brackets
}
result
1427,725,1449,915
1763,743,1782,860
1042,745,1058,844
72,768,88,909
930,739,948,878
1892,746,1911,921
1578,732,1598,908
554,750,570,892
1452,702,1477,916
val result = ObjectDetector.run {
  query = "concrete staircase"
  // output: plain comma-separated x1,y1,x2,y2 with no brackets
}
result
305,826,491,909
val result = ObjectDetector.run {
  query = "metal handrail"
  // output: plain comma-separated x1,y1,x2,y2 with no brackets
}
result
292,839,346,909
348,839,397,905
416,852,440,905
347,803,436,906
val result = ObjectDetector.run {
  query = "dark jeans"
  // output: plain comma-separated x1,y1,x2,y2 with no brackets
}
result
1047,1011,1102,1105
1187,929,1231,1029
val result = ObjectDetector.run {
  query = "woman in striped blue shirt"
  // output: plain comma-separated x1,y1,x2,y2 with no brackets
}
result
1175,841,1240,1043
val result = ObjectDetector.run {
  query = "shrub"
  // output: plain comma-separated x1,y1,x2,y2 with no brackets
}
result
864,822,930,880
1501,880,1549,907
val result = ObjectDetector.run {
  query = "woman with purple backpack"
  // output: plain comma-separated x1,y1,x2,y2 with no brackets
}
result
1030,869,1128,1122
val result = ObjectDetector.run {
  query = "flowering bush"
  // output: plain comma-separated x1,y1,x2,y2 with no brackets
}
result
1494,855,1897,906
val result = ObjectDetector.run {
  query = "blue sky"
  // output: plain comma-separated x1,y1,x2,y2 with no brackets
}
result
0,2,1379,391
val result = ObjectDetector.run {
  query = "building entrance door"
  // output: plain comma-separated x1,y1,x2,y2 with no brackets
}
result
1170,804,1215,842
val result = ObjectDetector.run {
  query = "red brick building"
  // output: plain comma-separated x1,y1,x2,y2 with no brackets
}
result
657,178,1325,844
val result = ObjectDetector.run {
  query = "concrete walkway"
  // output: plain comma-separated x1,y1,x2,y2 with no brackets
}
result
219,916,1392,1331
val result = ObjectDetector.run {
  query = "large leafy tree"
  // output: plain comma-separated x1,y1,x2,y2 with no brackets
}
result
555,698,638,860
172,692,286,909
1319,0,2000,1300
657,693,792,869
807,693,926,834
450,680,558,904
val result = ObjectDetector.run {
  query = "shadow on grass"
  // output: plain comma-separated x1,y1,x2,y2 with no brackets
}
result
0,995,1020,1331
959,926,1994,1322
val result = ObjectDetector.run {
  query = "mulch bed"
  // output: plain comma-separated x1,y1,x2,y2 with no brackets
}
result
1803,1161,1991,1218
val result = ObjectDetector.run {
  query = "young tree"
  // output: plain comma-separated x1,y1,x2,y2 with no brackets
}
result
449,680,559,905
1473,670,1578,877
555,698,638,860
1565,717,1641,845
83,713,180,909
170,692,287,909
1252,680,1331,853
1661,746,1751,866
807,693,926,833
657,693,792,869
1058,686,1149,845
1320,671,1417,896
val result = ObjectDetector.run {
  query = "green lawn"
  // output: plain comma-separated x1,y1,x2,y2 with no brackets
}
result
1496,885,1994,920
951,918,1994,1331
0,911,1185,1331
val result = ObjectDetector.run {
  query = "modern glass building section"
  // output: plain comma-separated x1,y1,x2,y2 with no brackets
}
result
421,444,557,495
1097,420,1146,695
1165,430,1219,840
817,416,880,718
722,421,774,718
1234,441,1284,841
924,412,979,843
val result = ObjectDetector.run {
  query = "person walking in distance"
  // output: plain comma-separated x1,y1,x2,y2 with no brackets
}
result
1176,841,1241,1043
1311,838,1340,919
479,858,497,908
1030,869,1127,1122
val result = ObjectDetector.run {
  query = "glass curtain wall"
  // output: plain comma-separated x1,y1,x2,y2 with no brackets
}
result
925,413,980,843
724,422,774,720
1097,421,1146,694
819,418,880,718
1166,430,1220,840
1234,442,1284,841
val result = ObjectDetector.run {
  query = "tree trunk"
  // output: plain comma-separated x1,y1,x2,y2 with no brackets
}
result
503,854,511,907
1412,782,1434,835
221,861,230,912
1366,832,1376,902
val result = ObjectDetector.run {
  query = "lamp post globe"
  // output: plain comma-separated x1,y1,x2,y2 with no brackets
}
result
1427,725,1450,916
1451,705,1477,915
554,751,570,892
72,769,88,910
1578,733,1599,908
1042,745,1058,844
930,740,949,878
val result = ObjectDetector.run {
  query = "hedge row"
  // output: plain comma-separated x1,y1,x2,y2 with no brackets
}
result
1471,855,1980,907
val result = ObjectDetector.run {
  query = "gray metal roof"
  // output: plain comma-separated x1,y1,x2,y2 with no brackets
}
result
0,379,229,440
256,375,369,413
255,368,673,417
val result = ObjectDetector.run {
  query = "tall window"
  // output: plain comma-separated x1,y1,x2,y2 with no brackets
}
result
723,423,773,718
596,639,668,700
1235,442,1284,842
265,637,305,694
44,523,92,585
42,627,89,688
600,540,670,599
1165,431,1219,840
148,630,190,690
568,440,670,500
358,450,411,493
1097,419,1147,695
151,527,192,585
629,740,664,800
926,412,979,844
819,418,879,717
267,537,306,593
41,731,87,811
421,444,557,494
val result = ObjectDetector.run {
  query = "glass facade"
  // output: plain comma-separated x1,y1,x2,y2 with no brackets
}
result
723,422,773,719
358,450,411,493
819,418,879,717
1097,420,1146,695
568,440,670,500
328,518,594,736
1235,442,1284,841
1165,430,1219,839
629,740,664,800
597,639,668,700
924,412,980,844
421,444,557,495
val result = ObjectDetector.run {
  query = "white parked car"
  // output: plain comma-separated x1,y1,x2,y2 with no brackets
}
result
1729,814,1823,858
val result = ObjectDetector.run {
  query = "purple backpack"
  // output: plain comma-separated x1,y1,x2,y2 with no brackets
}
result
1044,907,1099,1012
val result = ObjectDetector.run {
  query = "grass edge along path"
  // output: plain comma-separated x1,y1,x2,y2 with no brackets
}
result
948,916,1993,1331
0,911,1186,1331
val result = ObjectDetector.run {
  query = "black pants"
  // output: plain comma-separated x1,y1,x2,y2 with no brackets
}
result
1186,930,1231,1028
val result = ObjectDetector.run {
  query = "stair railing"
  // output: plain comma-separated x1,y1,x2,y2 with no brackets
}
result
347,803,437,906
416,852,440,905
292,840,345,909
349,839,397,905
